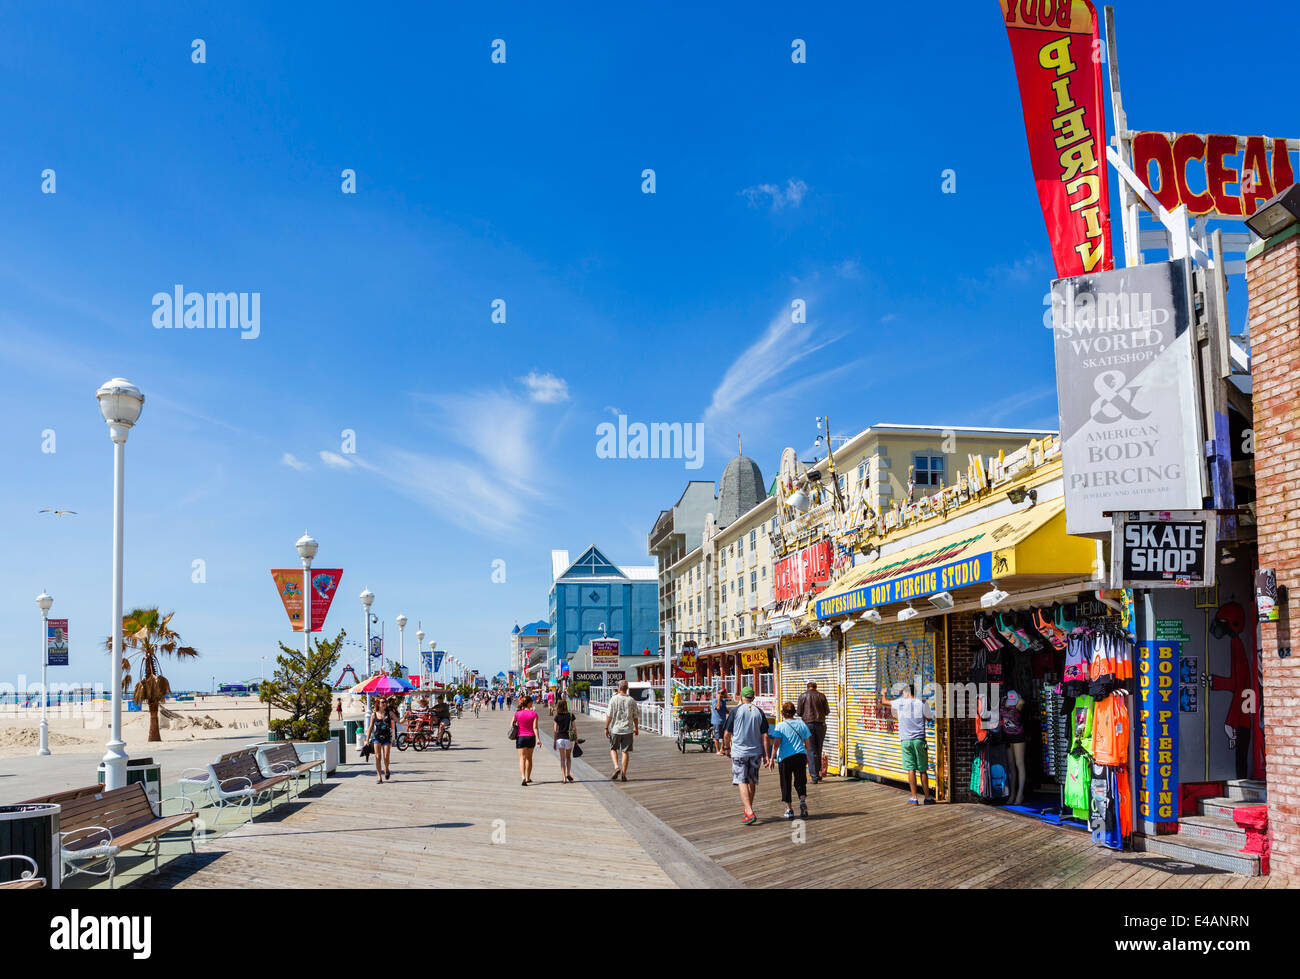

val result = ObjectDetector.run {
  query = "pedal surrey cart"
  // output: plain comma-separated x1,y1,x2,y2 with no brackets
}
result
673,683,718,753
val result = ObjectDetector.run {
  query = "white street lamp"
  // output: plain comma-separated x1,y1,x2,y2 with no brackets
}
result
36,591,53,756
296,532,318,660
96,377,143,790
360,588,375,731
396,614,407,672
415,627,424,684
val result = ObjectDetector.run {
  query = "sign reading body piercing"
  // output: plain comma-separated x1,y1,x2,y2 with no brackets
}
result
1050,260,1204,537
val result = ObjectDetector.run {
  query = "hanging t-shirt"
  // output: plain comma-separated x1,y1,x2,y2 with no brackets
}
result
1071,694,1095,753
1092,693,1128,765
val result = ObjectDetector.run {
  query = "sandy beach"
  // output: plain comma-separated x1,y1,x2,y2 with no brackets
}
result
0,693,370,759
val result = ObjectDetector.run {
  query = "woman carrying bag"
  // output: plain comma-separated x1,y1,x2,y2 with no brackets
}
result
512,695,540,786
552,698,578,783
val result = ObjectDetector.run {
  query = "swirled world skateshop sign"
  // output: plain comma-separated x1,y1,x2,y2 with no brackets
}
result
1050,261,1203,537
999,0,1113,278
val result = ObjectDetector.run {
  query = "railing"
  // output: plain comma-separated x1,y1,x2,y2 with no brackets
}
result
587,687,669,735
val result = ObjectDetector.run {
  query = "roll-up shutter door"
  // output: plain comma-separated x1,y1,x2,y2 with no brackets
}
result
777,634,841,775
844,620,939,785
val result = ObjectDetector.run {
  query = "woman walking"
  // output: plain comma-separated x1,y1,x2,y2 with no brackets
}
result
552,698,578,783
367,697,395,784
514,695,540,786
767,701,814,819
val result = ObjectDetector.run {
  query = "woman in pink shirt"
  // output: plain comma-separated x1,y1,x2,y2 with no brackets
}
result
514,695,541,785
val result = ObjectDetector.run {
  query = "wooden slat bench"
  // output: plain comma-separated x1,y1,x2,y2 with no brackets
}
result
259,743,326,797
20,784,107,806
206,752,292,823
58,783,197,889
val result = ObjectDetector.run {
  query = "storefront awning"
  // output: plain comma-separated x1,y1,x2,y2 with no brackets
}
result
813,498,1096,619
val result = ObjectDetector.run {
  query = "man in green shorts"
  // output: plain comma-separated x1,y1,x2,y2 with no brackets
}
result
890,684,934,805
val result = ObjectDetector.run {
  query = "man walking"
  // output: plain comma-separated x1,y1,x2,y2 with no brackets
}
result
796,680,830,782
723,686,771,825
890,684,934,805
604,679,639,782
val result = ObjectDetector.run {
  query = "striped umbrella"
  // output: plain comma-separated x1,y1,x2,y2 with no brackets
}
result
350,674,416,696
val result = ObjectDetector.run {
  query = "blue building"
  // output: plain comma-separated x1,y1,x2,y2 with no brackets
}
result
548,546,659,681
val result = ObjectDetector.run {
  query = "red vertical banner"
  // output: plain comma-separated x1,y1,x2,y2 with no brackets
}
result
999,0,1113,277
272,568,343,632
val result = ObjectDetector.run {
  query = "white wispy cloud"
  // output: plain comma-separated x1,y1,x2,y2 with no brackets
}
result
352,389,550,535
281,453,309,471
702,303,852,452
520,370,569,404
319,450,355,470
740,178,809,211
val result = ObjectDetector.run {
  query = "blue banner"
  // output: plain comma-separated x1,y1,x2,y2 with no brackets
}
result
433,652,445,673
421,651,433,675
1137,639,1179,825
368,635,382,660
816,552,993,619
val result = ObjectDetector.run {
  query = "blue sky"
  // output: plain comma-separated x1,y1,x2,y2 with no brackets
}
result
0,2,1284,690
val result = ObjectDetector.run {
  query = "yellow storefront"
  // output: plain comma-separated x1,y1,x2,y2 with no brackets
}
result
776,633,843,775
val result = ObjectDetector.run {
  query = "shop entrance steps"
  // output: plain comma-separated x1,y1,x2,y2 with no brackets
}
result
1136,782,1267,876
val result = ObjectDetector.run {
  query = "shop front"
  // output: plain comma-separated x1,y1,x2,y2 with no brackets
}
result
813,454,1144,849
841,618,946,797
776,632,842,775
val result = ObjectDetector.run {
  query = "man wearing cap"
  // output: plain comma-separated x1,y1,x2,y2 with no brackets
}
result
723,685,771,825
796,680,830,783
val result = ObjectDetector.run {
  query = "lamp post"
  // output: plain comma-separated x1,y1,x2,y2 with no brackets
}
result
36,591,53,756
429,641,437,688
96,377,144,790
296,533,318,658
361,588,374,730
415,627,424,685
396,614,407,673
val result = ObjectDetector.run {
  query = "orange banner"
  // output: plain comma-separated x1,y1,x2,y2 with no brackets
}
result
1000,0,1113,277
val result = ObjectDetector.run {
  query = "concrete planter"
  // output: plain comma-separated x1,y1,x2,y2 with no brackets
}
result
292,738,338,775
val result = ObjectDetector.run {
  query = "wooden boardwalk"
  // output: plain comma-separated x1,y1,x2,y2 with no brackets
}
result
585,722,1296,890
57,705,1294,889
125,712,675,889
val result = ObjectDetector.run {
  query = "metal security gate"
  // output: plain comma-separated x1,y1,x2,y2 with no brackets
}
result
777,634,842,775
843,620,943,794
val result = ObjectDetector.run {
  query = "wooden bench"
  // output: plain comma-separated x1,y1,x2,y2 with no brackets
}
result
206,753,292,823
0,855,45,889
259,743,326,796
20,784,106,806
58,783,197,889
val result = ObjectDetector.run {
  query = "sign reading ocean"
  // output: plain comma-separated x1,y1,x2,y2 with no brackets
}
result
817,554,992,619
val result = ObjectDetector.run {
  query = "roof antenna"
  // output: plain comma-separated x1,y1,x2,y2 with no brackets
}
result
737,433,742,456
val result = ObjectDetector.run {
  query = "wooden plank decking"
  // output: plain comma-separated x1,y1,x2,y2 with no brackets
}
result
70,706,1294,889
567,720,1296,889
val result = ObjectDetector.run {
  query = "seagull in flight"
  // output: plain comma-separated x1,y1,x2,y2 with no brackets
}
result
39,508,78,517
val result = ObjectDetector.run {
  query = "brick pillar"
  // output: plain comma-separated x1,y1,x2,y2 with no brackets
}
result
1246,225,1300,879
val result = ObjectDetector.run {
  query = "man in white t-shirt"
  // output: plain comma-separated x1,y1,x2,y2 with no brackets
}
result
890,684,933,805
604,679,640,782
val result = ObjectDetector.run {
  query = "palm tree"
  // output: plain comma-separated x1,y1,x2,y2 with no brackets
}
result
103,608,200,742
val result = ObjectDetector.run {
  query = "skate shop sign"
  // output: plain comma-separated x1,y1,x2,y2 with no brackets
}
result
1111,510,1216,589
1051,260,1203,537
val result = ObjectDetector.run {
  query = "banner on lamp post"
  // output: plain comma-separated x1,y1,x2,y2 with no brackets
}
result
999,0,1113,277
271,568,343,632
46,619,69,667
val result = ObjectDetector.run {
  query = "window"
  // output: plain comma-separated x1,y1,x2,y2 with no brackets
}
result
770,517,777,534
858,462,867,485
737,536,744,556
749,529,757,550
761,566,766,578
750,571,757,593
914,453,946,487
737,618,745,637
838,475,845,494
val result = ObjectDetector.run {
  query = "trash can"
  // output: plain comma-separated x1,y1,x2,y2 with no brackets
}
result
97,758,162,808
0,804,60,888
344,718,362,746
266,728,285,743
331,725,348,765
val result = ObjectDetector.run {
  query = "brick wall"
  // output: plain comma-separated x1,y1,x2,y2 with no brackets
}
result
1245,229,1300,879
948,611,982,803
